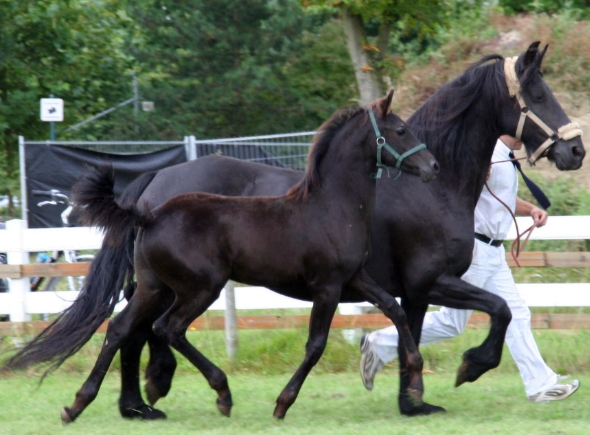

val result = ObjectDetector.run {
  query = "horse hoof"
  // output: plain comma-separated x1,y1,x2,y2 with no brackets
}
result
61,407,74,424
120,404,167,420
400,402,446,416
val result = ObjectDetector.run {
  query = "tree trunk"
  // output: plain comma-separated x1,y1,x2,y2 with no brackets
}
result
341,9,385,105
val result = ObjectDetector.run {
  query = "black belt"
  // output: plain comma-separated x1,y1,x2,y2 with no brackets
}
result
474,232,504,247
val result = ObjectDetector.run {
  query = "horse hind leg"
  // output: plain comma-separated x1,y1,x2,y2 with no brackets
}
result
118,323,168,420
120,281,178,408
152,283,233,417
144,331,178,406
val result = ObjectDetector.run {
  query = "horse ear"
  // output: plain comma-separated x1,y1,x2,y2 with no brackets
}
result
537,44,549,67
523,41,541,67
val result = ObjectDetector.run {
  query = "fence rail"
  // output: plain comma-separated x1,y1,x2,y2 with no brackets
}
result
2,216,590,327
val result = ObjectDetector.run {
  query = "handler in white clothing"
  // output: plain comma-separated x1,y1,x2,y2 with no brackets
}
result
360,135,580,403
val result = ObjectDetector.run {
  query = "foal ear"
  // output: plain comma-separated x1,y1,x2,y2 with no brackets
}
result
373,88,394,118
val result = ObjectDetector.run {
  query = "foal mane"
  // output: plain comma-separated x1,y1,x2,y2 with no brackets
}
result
286,105,365,201
409,54,507,189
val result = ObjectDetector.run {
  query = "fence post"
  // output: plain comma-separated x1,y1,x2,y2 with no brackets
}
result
224,280,238,360
6,219,31,321
184,135,197,161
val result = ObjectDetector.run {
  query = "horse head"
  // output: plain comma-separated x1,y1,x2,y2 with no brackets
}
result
366,89,439,182
504,41,585,170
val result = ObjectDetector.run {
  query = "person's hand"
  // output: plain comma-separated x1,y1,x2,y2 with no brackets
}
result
530,206,548,228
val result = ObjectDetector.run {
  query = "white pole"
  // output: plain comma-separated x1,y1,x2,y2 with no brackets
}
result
6,219,31,321
224,280,238,360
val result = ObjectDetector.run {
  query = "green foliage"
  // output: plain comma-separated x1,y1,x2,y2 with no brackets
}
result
0,0,133,197
499,0,590,19
110,0,337,140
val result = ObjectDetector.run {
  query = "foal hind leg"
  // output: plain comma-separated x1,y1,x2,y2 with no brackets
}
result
273,285,341,419
61,289,163,423
152,283,233,417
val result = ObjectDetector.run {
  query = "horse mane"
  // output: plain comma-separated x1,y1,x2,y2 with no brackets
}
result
408,54,507,190
286,105,364,201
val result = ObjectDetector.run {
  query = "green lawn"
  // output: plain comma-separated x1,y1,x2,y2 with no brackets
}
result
1,328,589,434
0,371,587,435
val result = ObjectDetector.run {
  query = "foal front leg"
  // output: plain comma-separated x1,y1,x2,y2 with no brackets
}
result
273,287,340,419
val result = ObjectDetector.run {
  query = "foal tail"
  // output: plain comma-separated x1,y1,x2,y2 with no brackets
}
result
2,165,155,377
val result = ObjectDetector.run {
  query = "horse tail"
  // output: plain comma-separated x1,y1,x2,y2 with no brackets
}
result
2,165,156,377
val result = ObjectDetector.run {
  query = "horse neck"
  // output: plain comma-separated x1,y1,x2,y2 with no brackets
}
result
409,95,502,209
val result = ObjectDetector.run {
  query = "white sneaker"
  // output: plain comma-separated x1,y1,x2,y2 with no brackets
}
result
528,380,580,403
359,334,383,391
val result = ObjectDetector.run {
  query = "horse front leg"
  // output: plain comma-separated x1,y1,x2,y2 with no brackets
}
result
400,299,446,414
429,275,512,386
273,287,341,419
347,271,444,416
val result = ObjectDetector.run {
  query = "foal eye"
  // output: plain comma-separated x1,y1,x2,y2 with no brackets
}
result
396,127,405,135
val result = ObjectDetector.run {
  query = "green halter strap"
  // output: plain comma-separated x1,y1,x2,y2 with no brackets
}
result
368,109,427,179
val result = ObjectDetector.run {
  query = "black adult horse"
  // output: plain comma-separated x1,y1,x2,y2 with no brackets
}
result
3,42,585,419
59,91,439,422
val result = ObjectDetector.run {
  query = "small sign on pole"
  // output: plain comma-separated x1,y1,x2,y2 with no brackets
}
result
40,98,64,122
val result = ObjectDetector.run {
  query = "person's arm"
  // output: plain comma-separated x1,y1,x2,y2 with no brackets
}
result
515,197,548,228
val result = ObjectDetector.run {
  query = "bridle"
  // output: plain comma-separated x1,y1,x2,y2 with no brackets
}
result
504,56,582,165
368,109,427,179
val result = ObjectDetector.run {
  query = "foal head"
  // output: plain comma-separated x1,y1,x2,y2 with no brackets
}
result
287,90,438,200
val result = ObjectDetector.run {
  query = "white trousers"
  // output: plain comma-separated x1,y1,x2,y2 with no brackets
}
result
369,240,558,396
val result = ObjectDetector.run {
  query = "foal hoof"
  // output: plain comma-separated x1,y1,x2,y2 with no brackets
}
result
216,398,232,417
120,404,167,420
61,407,76,424
145,379,165,406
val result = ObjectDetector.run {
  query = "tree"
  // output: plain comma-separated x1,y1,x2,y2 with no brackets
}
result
301,0,448,104
120,0,338,139
0,0,133,208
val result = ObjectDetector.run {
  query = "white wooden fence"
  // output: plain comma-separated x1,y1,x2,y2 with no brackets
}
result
2,216,590,322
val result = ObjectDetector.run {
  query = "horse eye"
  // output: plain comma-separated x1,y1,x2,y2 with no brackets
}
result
396,127,405,135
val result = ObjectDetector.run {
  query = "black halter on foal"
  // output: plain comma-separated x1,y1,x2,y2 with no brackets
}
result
504,56,583,165
368,109,426,179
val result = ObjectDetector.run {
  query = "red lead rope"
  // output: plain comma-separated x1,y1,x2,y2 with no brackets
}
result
485,156,536,267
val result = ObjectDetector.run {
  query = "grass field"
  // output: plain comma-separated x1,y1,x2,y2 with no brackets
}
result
1,328,589,434
0,371,588,435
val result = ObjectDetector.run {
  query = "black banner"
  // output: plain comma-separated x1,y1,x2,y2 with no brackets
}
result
25,145,187,228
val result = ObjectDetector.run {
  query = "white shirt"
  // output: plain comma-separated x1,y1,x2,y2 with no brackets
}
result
473,139,518,240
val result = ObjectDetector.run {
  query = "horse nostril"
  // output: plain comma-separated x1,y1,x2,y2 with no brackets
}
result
573,146,585,158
